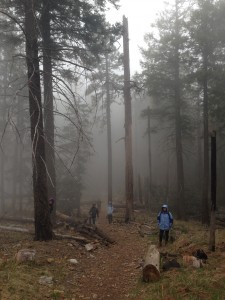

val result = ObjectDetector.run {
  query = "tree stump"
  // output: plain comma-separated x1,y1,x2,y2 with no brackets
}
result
142,244,160,282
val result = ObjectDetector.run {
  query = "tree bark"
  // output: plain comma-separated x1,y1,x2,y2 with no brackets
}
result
123,16,134,222
105,53,113,205
0,87,7,215
197,99,203,194
147,107,152,206
174,0,185,219
209,132,216,251
24,0,53,240
41,0,56,223
138,174,143,205
201,48,210,224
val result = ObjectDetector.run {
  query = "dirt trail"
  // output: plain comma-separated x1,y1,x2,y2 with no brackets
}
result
76,215,149,300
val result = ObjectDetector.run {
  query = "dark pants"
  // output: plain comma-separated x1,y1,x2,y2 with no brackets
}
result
159,229,169,243
108,214,113,224
89,216,96,225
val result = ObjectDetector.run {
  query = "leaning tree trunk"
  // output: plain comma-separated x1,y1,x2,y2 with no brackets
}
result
24,0,53,240
174,0,185,219
41,0,56,223
123,16,134,222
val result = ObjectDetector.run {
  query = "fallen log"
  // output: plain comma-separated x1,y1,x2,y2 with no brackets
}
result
94,227,115,244
0,216,34,224
0,212,81,226
113,203,145,210
54,233,88,244
76,225,115,245
142,244,160,282
56,211,77,224
0,220,114,245
0,225,88,244
0,225,30,233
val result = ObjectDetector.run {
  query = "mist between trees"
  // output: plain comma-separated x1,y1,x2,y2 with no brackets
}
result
0,0,224,239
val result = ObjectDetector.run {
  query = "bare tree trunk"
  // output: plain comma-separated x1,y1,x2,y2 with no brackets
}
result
123,16,134,222
209,131,216,251
0,150,5,215
144,177,149,212
75,153,82,217
24,0,53,240
202,49,210,224
12,136,19,215
147,107,152,206
18,143,23,215
174,0,185,219
197,99,203,194
12,95,23,215
138,174,143,205
41,0,56,223
105,53,113,205
0,87,7,215
165,149,170,200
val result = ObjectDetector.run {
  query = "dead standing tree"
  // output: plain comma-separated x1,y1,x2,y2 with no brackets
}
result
24,0,53,240
123,15,134,222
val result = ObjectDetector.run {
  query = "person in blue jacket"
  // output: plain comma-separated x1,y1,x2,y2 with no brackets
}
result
157,204,173,247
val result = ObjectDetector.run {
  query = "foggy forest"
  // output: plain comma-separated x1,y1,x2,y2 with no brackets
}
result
0,0,225,299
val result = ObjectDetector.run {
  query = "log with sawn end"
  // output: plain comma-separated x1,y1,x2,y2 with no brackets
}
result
142,244,160,282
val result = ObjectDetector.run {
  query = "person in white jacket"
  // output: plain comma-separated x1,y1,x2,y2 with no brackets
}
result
107,202,114,224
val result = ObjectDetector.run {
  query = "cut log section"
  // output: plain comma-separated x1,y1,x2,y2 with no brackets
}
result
142,244,160,282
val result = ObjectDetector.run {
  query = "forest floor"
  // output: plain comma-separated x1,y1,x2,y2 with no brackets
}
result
0,211,225,300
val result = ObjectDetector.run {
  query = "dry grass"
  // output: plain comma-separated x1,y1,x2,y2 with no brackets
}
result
0,219,225,300
131,220,225,300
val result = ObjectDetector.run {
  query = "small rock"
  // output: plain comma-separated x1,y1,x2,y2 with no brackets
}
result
92,294,98,299
68,259,78,264
85,243,94,251
15,249,36,263
38,276,53,285
47,258,54,263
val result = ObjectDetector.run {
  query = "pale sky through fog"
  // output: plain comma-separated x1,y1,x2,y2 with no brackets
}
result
106,0,171,74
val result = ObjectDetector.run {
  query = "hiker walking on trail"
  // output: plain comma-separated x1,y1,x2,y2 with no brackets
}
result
107,202,114,224
157,204,173,247
89,203,99,225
